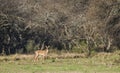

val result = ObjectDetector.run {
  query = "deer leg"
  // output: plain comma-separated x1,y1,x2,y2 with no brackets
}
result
34,54,39,62
41,55,45,63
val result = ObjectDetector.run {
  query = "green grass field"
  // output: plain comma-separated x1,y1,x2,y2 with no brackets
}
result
0,52,120,73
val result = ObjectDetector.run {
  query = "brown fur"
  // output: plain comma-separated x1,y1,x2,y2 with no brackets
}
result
34,46,49,62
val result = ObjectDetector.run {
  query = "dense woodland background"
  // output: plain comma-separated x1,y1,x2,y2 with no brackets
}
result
0,0,120,55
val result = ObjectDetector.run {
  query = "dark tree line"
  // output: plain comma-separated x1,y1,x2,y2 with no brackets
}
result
0,0,120,55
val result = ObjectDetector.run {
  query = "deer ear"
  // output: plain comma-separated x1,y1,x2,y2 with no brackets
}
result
48,46,50,48
45,46,47,48
46,46,50,48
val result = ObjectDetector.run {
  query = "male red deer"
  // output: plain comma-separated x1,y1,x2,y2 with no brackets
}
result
34,46,50,62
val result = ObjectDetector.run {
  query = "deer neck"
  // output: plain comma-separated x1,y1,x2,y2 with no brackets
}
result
46,49,48,53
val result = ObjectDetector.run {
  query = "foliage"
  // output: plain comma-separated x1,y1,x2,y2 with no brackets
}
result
0,0,120,55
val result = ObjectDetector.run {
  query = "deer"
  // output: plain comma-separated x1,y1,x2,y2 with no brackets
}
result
34,45,50,62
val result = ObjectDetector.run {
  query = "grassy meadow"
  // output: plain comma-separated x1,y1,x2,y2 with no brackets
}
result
0,52,120,73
